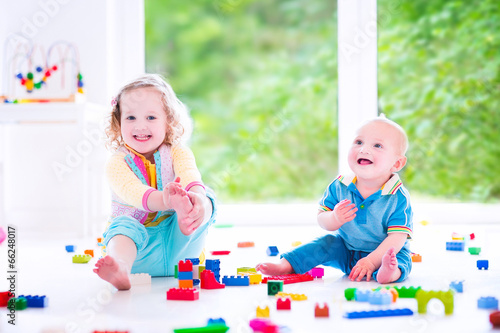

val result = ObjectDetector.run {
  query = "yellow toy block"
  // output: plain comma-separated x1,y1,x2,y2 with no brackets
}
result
179,279,194,289
276,292,308,301
291,241,302,247
416,289,454,315
256,306,270,318
238,272,262,284
237,267,257,274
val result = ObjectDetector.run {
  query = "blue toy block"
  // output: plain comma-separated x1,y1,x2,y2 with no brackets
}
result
207,318,226,325
266,246,279,256
178,271,193,280
450,281,463,293
368,292,392,305
355,289,372,302
18,295,48,308
193,279,200,286
446,241,464,251
345,308,414,319
185,257,200,265
477,260,489,270
478,297,499,310
65,245,75,252
222,275,250,286
206,259,221,282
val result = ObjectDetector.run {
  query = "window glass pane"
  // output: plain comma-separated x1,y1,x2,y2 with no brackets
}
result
146,1,338,202
378,0,500,202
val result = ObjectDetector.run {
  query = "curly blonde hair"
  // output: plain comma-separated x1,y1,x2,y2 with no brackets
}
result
105,74,191,150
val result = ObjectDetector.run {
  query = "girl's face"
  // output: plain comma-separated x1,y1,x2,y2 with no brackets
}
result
120,87,167,160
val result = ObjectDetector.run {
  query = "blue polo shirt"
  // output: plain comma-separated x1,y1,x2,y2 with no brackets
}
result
318,173,413,252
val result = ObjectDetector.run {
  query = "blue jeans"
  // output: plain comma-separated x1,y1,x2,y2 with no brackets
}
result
282,234,412,282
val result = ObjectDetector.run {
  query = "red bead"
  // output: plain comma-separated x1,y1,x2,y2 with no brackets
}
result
52,66,58,71
45,71,51,77
20,78,27,85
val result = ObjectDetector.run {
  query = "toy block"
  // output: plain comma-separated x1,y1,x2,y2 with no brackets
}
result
178,271,194,280
291,241,302,247
222,275,249,286
491,311,500,328
206,259,221,281
249,318,279,333
65,245,75,252
175,265,178,278
477,260,489,270
93,331,129,333
388,288,398,302
314,303,329,317
84,249,94,257
468,247,481,255
345,288,356,301
193,279,200,286
0,291,13,307
207,318,226,326
173,324,229,333
449,281,463,293
395,286,421,298
239,272,262,284
267,280,283,296
266,246,279,256
96,237,103,243
451,232,464,240
415,289,454,315
130,273,151,285
308,267,324,278
355,289,372,302
178,260,193,272
179,279,194,289
276,292,307,301
368,292,392,305
193,265,200,279
237,267,257,274
166,288,199,301
478,297,499,310
72,254,92,263
277,297,291,310
470,233,475,240
18,295,48,308
446,241,465,251
185,257,200,265
256,306,270,318
411,253,422,262
345,308,413,319
237,241,254,248
200,270,225,289
210,250,231,255
14,297,28,310
262,273,314,285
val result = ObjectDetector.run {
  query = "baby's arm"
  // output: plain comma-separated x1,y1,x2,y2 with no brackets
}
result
318,199,358,231
348,233,408,281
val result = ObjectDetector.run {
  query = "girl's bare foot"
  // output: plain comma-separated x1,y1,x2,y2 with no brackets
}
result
256,258,294,276
93,256,131,290
376,247,401,284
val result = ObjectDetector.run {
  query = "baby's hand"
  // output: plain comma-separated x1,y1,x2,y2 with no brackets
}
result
333,199,357,225
349,257,376,282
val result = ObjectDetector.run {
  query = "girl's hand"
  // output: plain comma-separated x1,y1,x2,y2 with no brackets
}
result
183,191,207,233
333,199,357,226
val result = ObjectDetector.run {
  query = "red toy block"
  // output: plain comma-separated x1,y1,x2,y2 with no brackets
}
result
470,233,475,240
200,270,225,289
210,251,231,255
262,273,314,285
166,288,199,301
0,292,13,307
178,260,193,272
491,311,500,327
277,297,291,310
315,303,329,317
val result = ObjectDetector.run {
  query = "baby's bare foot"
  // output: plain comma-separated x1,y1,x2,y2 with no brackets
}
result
256,259,294,276
377,247,401,284
93,256,131,290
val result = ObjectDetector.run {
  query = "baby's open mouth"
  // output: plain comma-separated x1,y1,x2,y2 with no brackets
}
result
134,135,152,141
357,158,373,165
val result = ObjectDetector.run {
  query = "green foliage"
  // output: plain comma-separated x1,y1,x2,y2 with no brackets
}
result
378,0,500,201
146,0,500,202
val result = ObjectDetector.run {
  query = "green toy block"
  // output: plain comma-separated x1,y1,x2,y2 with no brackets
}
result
468,247,481,255
237,267,257,274
267,281,283,296
415,289,454,315
199,265,205,275
175,265,178,278
15,297,28,310
345,288,357,301
173,324,229,333
395,286,421,298
72,254,92,264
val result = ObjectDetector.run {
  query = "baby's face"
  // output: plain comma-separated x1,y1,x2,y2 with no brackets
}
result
348,121,405,181
120,87,167,158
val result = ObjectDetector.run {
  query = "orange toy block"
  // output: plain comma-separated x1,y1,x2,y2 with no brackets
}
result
411,253,422,262
179,279,194,289
315,303,329,317
237,241,255,248
84,249,94,257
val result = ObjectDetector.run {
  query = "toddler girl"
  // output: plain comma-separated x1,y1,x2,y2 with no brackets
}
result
94,74,216,290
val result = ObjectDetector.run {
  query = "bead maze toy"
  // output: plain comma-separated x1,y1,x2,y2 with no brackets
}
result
2,35,84,103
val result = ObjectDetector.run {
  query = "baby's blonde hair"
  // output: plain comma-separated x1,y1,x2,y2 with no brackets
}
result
105,74,191,150
359,114,409,155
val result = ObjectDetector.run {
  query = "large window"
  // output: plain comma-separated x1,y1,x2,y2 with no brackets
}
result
378,0,500,203
146,1,338,203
